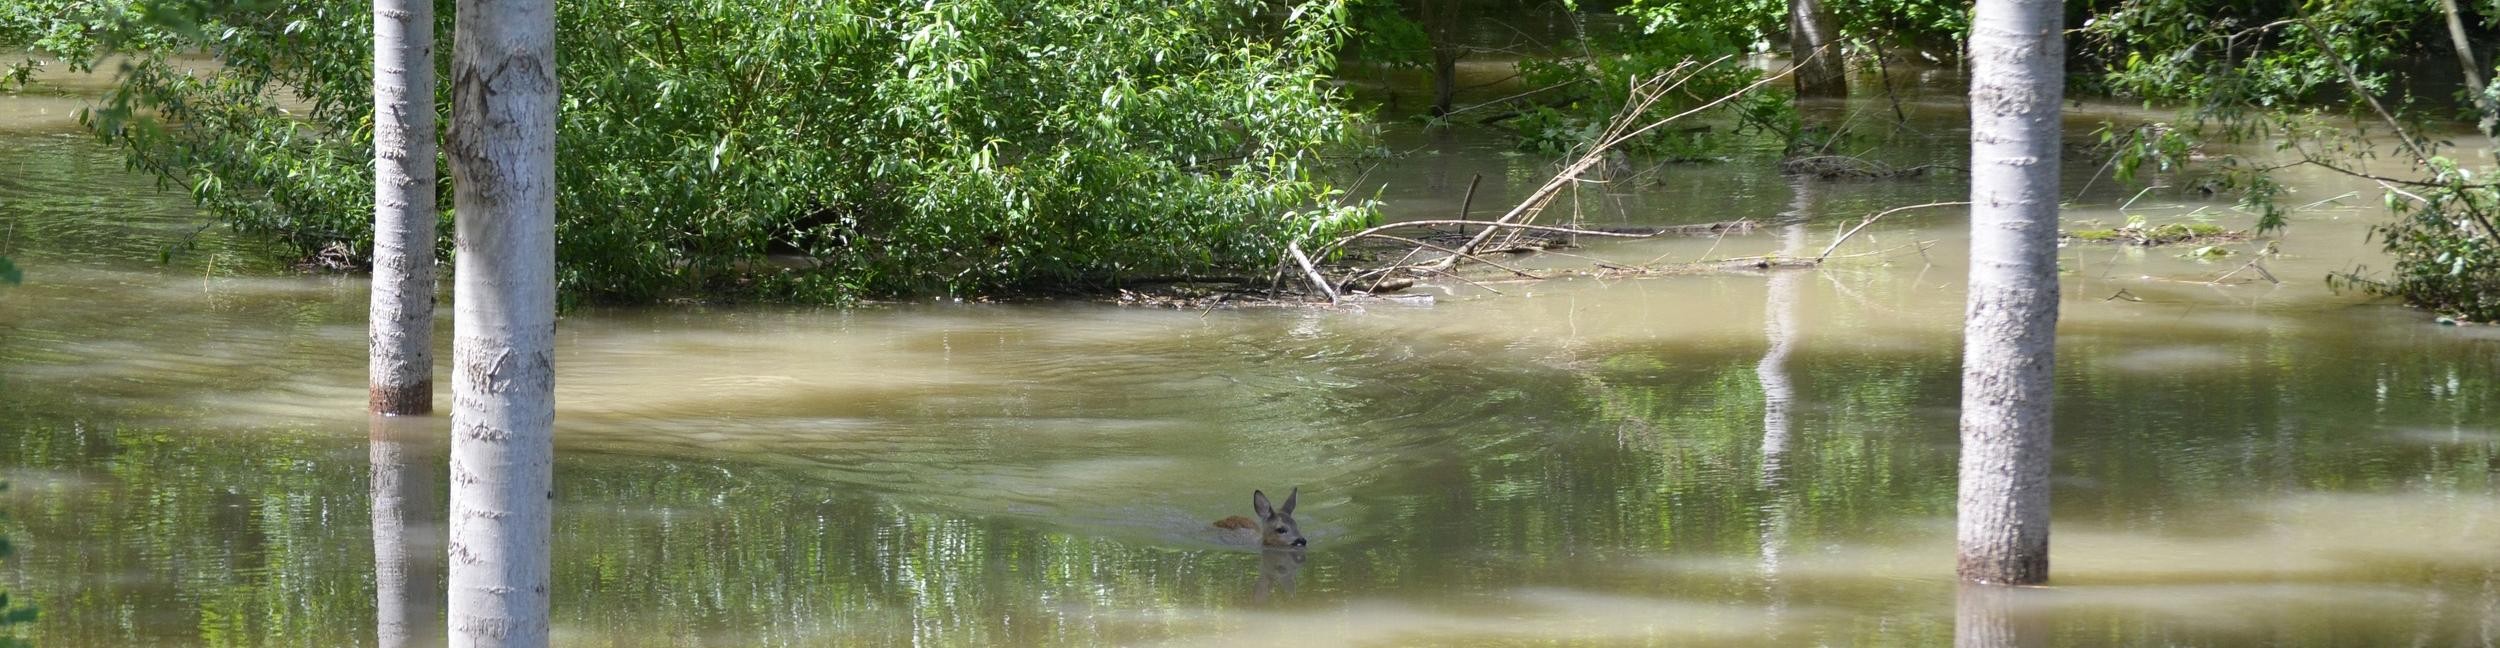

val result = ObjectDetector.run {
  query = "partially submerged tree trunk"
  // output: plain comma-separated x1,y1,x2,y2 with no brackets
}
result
370,0,438,415
1422,0,1463,116
1789,0,1847,99
446,0,559,642
1956,0,2062,587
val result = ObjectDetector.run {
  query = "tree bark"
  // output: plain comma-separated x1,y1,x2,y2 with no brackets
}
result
1422,0,1462,116
1789,0,1847,99
1957,0,2061,587
2438,0,2500,154
370,0,437,415
446,0,558,642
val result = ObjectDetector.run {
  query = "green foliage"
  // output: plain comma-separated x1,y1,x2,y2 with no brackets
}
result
1536,0,1969,158
2086,0,2499,320
0,0,208,87
1506,30,1786,157
0,257,18,285
44,0,1378,303
1617,0,1969,58
2087,0,2435,117
1616,0,1782,48
2332,166,2500,322
1340,0,1429,69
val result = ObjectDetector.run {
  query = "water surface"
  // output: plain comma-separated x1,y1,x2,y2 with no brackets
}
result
3,66,2497,647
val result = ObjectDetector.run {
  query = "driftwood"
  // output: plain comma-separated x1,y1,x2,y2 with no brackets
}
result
1204,60,1939,308
1334,57,1795,275
1778,154,1944,180
1276,58,1793,296
1817,201,1966,261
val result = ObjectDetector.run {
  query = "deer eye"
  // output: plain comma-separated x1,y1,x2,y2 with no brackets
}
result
1274,527,1288,534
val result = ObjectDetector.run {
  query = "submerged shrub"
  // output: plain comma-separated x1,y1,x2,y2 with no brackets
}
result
43,0,1378,303
2334,176,2500,323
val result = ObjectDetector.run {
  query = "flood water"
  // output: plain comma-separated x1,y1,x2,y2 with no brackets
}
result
4,63,2498,646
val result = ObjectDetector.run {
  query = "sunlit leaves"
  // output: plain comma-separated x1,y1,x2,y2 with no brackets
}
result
2086,0,2498,319
37,0,1380,303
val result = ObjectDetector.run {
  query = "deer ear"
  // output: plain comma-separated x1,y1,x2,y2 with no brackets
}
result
1281,487,1298,515
1253,490,1274,518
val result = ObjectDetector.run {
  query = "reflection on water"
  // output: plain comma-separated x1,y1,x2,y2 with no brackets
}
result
1955,584,2041,648
4,72,2499,646
370,416,444,648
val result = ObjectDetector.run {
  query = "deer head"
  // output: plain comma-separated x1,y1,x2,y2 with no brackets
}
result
1252,488,1305,548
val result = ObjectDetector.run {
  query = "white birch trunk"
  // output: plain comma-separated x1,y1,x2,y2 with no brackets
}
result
370,0,437,415
446,0,558,642
1789,0,1847,99
1957,0,2062,586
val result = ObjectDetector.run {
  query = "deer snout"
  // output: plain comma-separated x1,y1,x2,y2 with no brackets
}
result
1291,538,1306,547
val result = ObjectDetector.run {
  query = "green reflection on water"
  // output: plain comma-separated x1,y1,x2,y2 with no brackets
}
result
4,313,2492,646
2,91,2497,646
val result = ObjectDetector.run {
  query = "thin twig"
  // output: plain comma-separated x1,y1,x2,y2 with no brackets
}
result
1350,233,1545,279
1436,59,1793,269
1816,201,1967,261
1411,266,1506,295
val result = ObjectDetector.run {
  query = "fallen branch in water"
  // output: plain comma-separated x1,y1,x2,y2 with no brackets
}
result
1412,58,1794,274
2209,258,2280,285
1818,201,1967,261
1320,218,1756,259
1287,241,1338,304
1779,154,1950,180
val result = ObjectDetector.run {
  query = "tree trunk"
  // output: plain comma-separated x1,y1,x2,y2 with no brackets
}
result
1957,0,2062,586
372,415,445,648
2439,0,2500,156
370,0,437,415
1422,0,1462,116
1789,0,1847,99
446,0,558,642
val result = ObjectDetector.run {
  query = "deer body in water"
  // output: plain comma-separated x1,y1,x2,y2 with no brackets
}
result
1213,488,1306,548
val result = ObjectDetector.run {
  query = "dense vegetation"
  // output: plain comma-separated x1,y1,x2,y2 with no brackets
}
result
6,0,2498,317
5,0,1377,303
2085,0,2500,321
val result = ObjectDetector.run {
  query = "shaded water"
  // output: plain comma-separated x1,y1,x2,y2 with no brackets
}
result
4,68,2499,646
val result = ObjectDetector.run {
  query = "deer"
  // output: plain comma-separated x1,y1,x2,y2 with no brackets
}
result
1212,488,1307,549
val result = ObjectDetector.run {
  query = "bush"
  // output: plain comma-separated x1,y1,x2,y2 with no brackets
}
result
2334,175,2500,323
31,0,1379,303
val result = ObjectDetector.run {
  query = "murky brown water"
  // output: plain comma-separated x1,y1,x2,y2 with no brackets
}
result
3,60,2497,646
